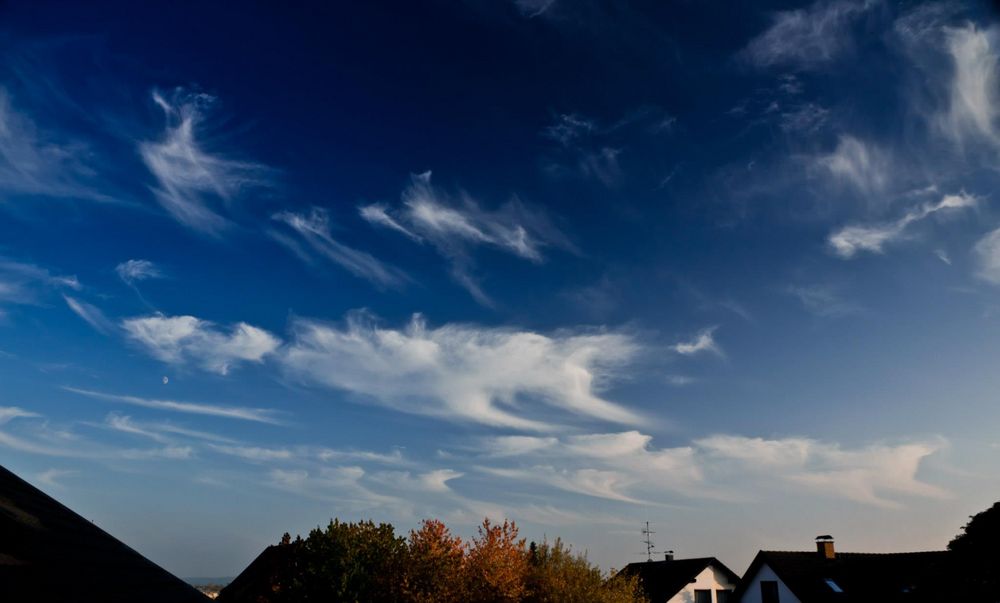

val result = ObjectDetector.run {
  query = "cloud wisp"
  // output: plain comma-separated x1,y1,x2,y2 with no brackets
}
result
122,314,281,375
475,430,947,509
64,387,283,424
0,87,111,203
359,171,571,305
139,89,270,234
742,0,876,70
63,295,116,335
116,259,164,285
280,311,640,431
828,192,977,258
271,208,408,289
671,327,723,357
0,258,80,307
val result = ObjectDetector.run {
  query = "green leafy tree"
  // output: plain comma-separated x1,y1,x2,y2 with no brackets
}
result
525,538,646,603
274,519,405,603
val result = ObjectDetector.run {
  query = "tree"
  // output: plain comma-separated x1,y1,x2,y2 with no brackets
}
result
949,501,1000,600
402,519,466,603
273,519,406,603
525,538,646,603
464,518,529,603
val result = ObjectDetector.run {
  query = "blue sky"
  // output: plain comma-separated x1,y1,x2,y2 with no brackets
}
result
2,0,1000,577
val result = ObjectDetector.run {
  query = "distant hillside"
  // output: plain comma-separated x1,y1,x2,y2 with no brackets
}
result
0,464,207,603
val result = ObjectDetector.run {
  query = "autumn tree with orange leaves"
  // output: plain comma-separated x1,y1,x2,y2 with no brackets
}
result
464,518,530,603
402,519,466,603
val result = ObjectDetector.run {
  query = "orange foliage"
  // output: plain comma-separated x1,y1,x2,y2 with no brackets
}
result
464,518,529,603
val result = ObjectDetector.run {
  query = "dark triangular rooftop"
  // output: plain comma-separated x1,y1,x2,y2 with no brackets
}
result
618,557,739,602
732,549,953,603
0,464,207,603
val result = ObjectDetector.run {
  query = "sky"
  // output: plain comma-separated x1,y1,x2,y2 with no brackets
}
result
2,0,1000,579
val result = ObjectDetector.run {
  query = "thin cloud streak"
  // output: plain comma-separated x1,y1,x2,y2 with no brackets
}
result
829,192,977,258
63,387,283,424
272,208,408,289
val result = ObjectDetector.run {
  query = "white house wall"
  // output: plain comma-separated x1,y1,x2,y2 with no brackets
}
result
736,563,801,603
666,565,739,603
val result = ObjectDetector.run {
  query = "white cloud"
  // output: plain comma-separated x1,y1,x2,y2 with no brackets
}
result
360,172,570,304
742,0,876,69
64,295,115,335
36,469,76,488
0,406,39,425
475,430,946,509
816,135,890,194
209,444,293,461
0,258,80,306
828,192,977,258
672,327,722,357
696,435,948,508
280,311,640,431
938,24,1000,150
64,387,282,424
0,408,195,461
122,314,280,375
973,227,1000,284
272,207,407,289
139,89,269,234
0,87,110,202
115,259,163,284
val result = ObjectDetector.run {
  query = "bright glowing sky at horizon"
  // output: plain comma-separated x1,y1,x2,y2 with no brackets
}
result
2,0,1000,578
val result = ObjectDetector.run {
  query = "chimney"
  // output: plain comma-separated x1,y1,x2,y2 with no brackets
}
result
815,535,835,560
664,550,674,561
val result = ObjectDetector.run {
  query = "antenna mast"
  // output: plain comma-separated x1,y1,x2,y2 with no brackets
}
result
641,521,656,562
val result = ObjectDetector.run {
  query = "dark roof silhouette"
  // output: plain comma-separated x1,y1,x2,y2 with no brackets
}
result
618,557,739,602
0,464,207,603
732,549,953,603
217,544,297,603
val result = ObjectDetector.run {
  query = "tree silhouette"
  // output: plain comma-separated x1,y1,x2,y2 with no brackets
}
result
949,500,1000,600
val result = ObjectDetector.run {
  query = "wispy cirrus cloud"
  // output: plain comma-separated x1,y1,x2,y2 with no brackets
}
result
64,387,282,424
815,135,891,195
280,310,640,431
936,24,1000,152
671,327,722,357
360,171,571,305
115,259,164,284
0,87,111,203
787,284,863,317
742,0,877,70
271,207,408,289
139,89,270,234
121,314,281,375
474,430,947,509
0,406,194,460
973,227,1000,285
0,258,80,307
696,434,948,508
828,192,977,258
63,295,115,335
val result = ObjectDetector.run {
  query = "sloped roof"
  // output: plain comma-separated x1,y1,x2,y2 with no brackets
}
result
0,464,207,603
618,557,739,602
732,549,953,603
217,544,297,603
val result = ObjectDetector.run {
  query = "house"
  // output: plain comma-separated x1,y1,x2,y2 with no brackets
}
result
618,552,740,603
0,463,207,603
732,536,952,603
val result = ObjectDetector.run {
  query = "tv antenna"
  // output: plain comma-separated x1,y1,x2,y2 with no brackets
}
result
640,521,657,561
